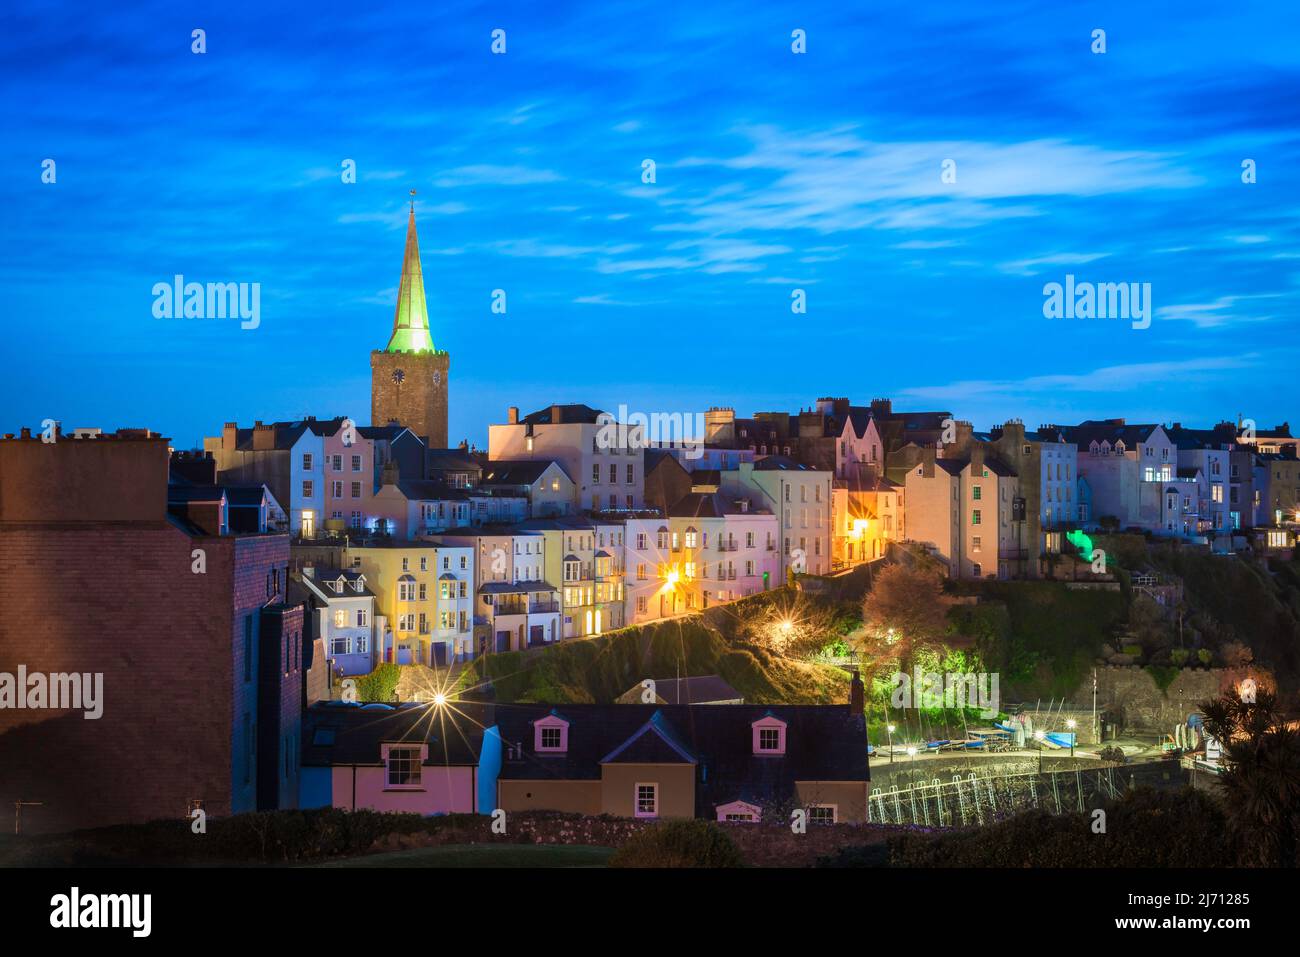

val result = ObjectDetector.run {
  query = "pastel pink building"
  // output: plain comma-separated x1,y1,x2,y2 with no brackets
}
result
300,702,489,814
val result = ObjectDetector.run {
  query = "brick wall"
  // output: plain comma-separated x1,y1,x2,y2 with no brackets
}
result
370,350,449,447
0,522,292,834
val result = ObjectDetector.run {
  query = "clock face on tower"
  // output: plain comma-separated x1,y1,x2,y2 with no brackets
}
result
391,369,405,384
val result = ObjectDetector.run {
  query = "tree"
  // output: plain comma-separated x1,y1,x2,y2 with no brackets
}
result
1200,687,1300,867
1220,641,1254,668
857,564,950,661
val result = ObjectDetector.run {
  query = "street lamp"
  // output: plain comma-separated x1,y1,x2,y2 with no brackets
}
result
906,746,917,788
887,724,897,764
1034,729,1046,772
1067,719,1077,758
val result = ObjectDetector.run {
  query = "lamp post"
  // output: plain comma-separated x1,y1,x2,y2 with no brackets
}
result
1067,719,1077,758
887,724,896,765
906,746,917,788
1034,730,1046,773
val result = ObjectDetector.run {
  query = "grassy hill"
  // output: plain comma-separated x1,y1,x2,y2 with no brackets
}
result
459,592,854,705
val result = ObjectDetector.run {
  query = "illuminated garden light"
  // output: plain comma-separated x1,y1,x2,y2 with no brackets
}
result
433,692,448,707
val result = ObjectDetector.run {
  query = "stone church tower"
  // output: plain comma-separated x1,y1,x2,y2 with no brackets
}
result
370,200,449,447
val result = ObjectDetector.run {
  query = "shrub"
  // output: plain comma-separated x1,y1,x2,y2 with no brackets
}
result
887,787,1231,868
1196,649,1213,666
1170,649,1189,667
815,843,890,868
608,819,744,868
355,663,402,702
1098,745,1127,764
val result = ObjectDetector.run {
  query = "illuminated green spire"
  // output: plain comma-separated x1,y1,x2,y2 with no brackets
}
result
386,198,436,353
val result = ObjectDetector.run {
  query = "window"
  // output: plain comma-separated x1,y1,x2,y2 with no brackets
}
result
351,454,362,472
331,480,343,498
540,727,562,749
420,556,428,572
972,562,982,577
331,454,342,471
752,716,787,753
329,635,350,655
592,464,600,484
972,485,982,500
635,783,658,818
971,536,982,552
302,480,313,498
808,805,836,825
626,463,634,484
357,609,368,627
385,746,422,788
333,609,347,627
351,482,361,498
302,453,313,470
971,510,981,526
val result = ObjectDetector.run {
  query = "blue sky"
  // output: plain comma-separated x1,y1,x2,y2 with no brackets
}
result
2,0,1298,448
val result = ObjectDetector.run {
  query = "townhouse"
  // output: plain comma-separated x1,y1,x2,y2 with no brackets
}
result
205,416,424,537
719,458,832,577
342,539,475,666
904,444,1020,580
488,404,646,513
513,517,627,638
291,565,381,677
982,421,1079,572
624,484,779,624
440,528,561,654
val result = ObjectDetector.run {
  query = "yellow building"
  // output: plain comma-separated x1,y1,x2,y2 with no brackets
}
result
343,540,475,666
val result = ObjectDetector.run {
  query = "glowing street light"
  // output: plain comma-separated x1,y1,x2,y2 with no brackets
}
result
1067,719,1077,757
432,692,448,707
887,723,896,764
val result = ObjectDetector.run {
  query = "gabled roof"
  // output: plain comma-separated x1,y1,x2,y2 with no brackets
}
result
1053,419,1165,448
753,455,820,472
619,675,743,704
601,711,699,764
481,460,567,485
520,404,605,426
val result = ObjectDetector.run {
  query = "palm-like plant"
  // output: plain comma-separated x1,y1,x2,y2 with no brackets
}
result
1200,688,1300,867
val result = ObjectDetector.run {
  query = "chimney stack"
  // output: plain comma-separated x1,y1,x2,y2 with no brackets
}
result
849,668,864,714
507,406,519,425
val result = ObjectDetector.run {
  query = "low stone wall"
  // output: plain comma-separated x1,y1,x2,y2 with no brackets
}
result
368,810,893,867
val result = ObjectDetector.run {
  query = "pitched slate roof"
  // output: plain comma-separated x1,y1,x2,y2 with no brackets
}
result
494,703,868,816
753,455,819,472
301,701,490,767
521,404,605,425
618,675,743,704
1052,419,1164,448
481,460,566,485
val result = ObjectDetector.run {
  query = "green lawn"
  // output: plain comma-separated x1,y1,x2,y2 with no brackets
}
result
310,843,615,868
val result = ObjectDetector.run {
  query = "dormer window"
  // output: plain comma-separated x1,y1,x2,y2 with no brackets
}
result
751,715,787,755
534,714,570,753
333,579,344,594
353,577,365,593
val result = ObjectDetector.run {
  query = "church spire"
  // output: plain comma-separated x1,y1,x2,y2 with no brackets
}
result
385,192,435,353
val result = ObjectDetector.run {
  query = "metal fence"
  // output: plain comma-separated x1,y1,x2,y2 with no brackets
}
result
869,764,1123,827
